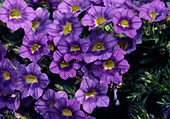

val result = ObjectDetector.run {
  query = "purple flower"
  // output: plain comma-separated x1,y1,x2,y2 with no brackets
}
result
29,0,60,9
19,33,50,62
84,30,117,63
58,0,91,16
35,89,67,118
115,38,136,54
46,11,83,46
58,35,90,62
0,42,6,62
81,6,116,30
75,78,109,113
0,0,36,31
139,0,167,22
112,8,142,38
0,59,17,95
25,7,52,34
91,49,130,84
49,51,81,80
0,91,20,111
47,97,86,119
89,0,103,5
16,63,50,99
167,2,170,16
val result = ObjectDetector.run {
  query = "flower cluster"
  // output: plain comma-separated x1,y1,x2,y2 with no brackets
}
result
0,0,169,118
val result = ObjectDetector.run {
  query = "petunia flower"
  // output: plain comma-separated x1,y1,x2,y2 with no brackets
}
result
75,78,110,113
49,50,81,80
58,0,91,16
35,89,68,119
112,8,142,38
15,63,50,99
46,97,86,119
91,49,130,84
0,59,17,95
19,33,50,62
0,0,36,31
46,11,83,46
84,30,117,63
29,0,60,9
139,0,167,22
57,35,90,62
25,7,52,34
81,6,116,30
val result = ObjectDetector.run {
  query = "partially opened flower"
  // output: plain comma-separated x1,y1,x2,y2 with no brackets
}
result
91,49,130,84
75,78,109,113
16,63,50,99
58,0,91,16
139,0,167,22
49,51,81,80
25,7,52,34
29,0,60,9
0,91,20,111
84,30,117,63
0,0,36,31
47,35,55,60
35,89,67,118
81,6,116,30
0,59,17,95
19,33,50,62
115,37,136,54
58,35,90,62
0,41,7,62
46,11,83,46
112,8,142,38
46,98,86,119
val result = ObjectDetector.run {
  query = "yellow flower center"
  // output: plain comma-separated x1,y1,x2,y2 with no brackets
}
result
3,71,10,80
86,89,96,98
31,44,41,54
92,42,104,51
63,22,72,34
50,102,56,107
150,12,157,20
71,5,81,13
10,9,21,19
166,16,170,21
104,60,115,69
48,43,54,51
95,17,106,26
40,1,49,7
60,60,69,68
118,40,128,50
119,20,129,27
62,109,72,117
26,75,38,83
70,44,80,51
32,20,40,31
